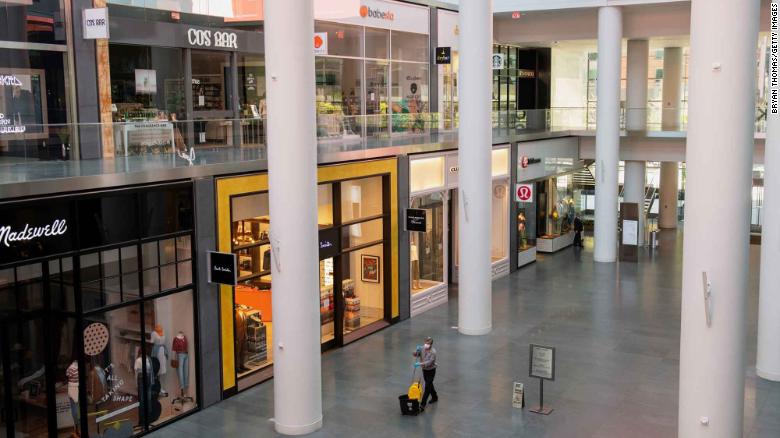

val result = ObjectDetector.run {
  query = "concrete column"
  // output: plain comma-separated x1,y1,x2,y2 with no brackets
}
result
624,161,646,245
265,0,322,434
757,49,780,381
662,47,683,130
659,162,679,229
678,0,759,436
594,6,622,263
457,0,492,336
626,39,649,131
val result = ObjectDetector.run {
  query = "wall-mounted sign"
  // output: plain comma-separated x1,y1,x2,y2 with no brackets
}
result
314,32,328,55
529,344,555,380
0,75,22,86
449,166,459,173
208,251,237,286
83,8,109,39
516,184,534,203
492,53,506,70
359,4,395,21
435,47,451,65
0,219,68,248
319,228,340,259
0,201,74,265
405,208,427,232
187,28,238,49
520,156,542,168
518,69,536,79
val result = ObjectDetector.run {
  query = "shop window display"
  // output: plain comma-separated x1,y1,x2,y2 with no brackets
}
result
391,62,429,133
492,181,510,261
409,193,444,294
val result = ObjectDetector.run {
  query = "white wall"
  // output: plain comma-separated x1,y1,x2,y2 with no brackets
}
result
551,47,589,128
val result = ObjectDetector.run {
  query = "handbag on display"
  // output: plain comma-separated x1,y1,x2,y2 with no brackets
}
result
171,359,179,369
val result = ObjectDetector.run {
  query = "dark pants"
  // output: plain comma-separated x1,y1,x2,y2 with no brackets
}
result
422,368,438,406
574,231,583,247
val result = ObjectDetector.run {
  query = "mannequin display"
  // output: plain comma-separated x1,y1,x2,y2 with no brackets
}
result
66,360,80,436
410,242,420,289
171,332,193,410
150,325,168,397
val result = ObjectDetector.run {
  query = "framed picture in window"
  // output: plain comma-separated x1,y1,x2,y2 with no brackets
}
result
361,254,380,283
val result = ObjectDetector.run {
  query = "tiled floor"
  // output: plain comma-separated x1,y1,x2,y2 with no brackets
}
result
149,230,780,437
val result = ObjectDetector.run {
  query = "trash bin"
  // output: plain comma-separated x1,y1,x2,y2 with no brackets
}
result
650,230,658,249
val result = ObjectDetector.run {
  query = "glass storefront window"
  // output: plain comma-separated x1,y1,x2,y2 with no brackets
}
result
314,21,361,57
320,257,335,343
410,193,444,294
391,62,428,132
238,54,266,118
391,31,428,63
316,57,363,116
365,28,390,60
192,50,231,112
0,1,65,44
492,181,509,261
341,243,384,337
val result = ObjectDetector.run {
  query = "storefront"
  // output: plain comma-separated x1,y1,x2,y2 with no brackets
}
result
0,183,199,438
104,4,265,156
407,146,511,317
0,0,76,161
436,9,458,129
514,137,586,267
312,0,431,139
215,158,399,395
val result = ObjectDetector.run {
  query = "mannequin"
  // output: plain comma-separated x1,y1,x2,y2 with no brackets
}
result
150,325,167,396
171,331,193,409
66,360,79,436
410,241,420,289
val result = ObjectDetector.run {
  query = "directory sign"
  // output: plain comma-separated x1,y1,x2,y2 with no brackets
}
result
529,344,555,381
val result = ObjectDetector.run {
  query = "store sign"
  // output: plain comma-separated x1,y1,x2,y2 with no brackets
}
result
529,344,555,381
187,28,238,49
518,69,536,79
492,53,506,70
208,251,237,286
319,228,340,259
436,47,451,64
83,8,109,39
405,208,427,232
516,184,533,203
314,32,328,55
520,156,542,168
0,202,74,265
359,4,394,21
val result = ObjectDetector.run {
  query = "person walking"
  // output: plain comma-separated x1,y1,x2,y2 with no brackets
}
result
573,214,584,248
413,336,438,411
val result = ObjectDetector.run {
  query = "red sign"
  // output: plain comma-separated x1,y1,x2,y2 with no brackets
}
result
512,11,522,19
516,184,533,202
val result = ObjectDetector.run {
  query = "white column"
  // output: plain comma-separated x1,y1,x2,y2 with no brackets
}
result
457,0,492,336
624,161,646,245
678,0,758,436
626,39,649,131
662,47,683,130
594,6,622,263
265,0,322,434
757,33,780,380
659,161,679,229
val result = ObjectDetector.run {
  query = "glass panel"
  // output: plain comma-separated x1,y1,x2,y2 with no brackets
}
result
235,275,272,376
8,318,48,437
235,244,271,279
53,317,78,434
314,21,362,57
340,218,383,249
491,181,510,261
342,244,384,335
122,273,140,300
340,176,384,221
77,195,139,248
103,249,121,277
84,305,146,436
144,291,198,429
231,193,270,246
80,253,101,283
142,242,159,269
410,157,444,192
391,62,429,133
160,265,176,291
365,60,390,136
192,50,231,112
391,31,428,62
410,194,444,294
159,239,176,265
17,263,43,311
177,261,192,287
176,236,192,261
318,184,334,229
140,188,194,237
365,27,390,59
144,268,160,294
0,267,14,312
315,57,363,120
319,258,335,343
121,246,139,274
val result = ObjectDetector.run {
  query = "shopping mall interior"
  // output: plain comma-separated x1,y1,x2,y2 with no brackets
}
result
0,0,776,437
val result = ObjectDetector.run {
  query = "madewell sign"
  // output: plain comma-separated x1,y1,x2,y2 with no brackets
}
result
187,28,238,49
0,219,68,248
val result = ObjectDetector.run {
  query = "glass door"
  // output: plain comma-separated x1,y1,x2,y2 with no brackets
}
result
319,257,336,347
191,50,234,146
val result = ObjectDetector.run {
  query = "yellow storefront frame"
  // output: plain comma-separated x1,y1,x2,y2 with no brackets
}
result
215,158,399,393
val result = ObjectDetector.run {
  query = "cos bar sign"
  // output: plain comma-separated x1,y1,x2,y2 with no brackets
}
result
187,28,238,49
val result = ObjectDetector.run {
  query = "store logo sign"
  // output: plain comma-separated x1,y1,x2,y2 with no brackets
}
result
520,156,542,168
360,5,394,21
187,28,238,49
0,219,68,248
0,75,22,86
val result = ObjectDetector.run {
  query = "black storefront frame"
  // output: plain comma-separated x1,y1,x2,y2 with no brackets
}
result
226,173,392,391
0,182,201,438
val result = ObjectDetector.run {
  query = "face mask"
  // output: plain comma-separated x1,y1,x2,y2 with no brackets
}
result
424,343,431,350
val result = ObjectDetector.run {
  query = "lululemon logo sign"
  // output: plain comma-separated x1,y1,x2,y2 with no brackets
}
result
187,28,238,49
516,184,533,203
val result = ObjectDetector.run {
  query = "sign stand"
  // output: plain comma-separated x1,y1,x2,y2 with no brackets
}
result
528,378,553,415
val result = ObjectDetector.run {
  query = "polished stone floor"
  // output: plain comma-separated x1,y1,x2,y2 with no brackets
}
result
149,231,780,437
